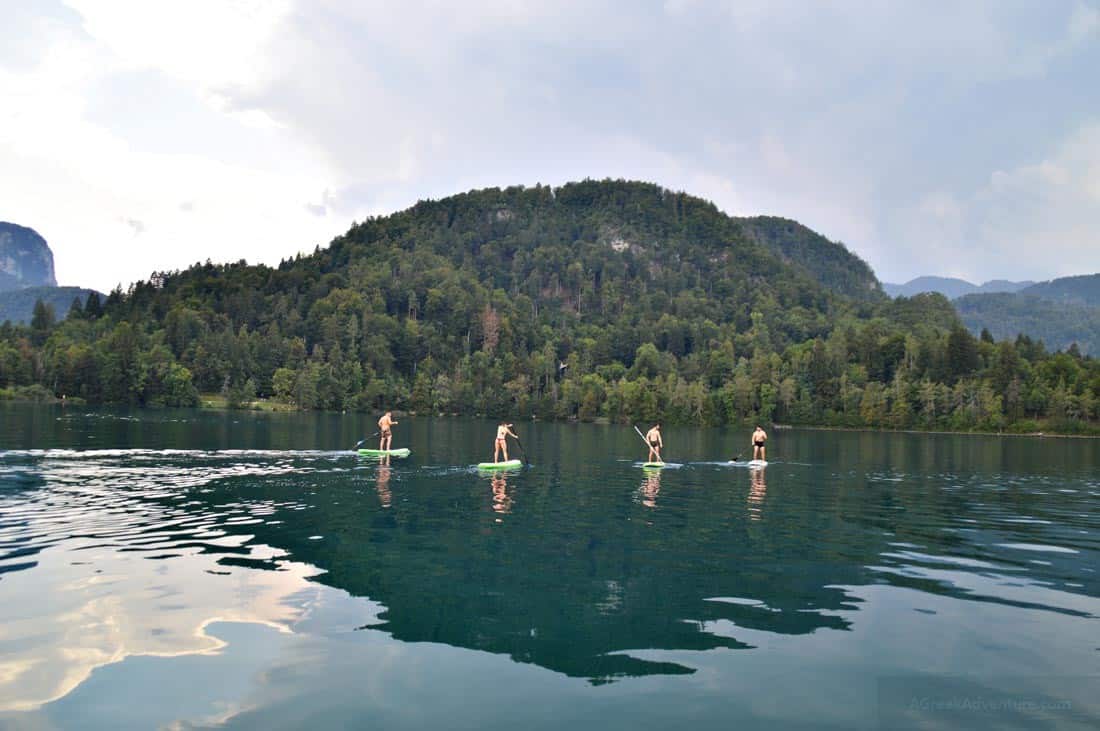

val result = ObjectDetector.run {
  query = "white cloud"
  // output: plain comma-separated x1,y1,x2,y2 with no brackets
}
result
1,1,1098,290
887,123,1100,282
0,1,348,291
976,123,1100,274
62,0,291,89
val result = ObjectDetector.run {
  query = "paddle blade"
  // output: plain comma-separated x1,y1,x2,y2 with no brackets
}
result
514,436,530,466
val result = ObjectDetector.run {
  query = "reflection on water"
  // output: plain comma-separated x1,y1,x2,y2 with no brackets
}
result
747,467,766,521
490,473,512,517
375,462,393,509
0,450,329,713
639,468,661,508
1,405,1098,729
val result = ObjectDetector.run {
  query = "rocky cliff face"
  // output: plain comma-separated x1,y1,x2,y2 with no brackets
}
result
0,222,57,291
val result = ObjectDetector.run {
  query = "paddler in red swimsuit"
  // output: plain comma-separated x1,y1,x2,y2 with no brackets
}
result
494,422,519,463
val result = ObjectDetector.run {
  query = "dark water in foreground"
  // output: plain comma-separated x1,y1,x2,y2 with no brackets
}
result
0,404,1097,729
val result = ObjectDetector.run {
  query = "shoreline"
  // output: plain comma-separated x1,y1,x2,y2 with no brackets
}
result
770,423,1100,440
3,397,1097,439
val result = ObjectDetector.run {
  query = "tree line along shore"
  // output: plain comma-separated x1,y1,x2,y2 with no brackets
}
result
1,181,1096,436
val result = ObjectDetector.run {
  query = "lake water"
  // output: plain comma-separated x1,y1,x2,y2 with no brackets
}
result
1,404,1097,729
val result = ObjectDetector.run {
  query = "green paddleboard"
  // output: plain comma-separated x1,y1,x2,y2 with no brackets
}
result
358,448,411,457
642,461,666,469
477,459,522,470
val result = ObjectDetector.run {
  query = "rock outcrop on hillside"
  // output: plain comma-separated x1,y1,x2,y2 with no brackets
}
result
0,222,57,291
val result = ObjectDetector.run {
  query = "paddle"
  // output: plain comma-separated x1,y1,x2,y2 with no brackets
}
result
633,425,662,463
354,431,381,452
512,433,530,467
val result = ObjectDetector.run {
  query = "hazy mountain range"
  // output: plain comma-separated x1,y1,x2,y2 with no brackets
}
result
0,285,102,327
954,293,1100,355
883,276,1034,299
882,274,1100,354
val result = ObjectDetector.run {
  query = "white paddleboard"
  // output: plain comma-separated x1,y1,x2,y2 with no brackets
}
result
726,459,767,466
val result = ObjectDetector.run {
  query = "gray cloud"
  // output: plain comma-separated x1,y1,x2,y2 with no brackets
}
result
4,1,1098,288
212,0,1099,282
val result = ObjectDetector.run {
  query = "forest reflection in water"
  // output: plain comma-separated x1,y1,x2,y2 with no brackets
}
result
1,406,1097,729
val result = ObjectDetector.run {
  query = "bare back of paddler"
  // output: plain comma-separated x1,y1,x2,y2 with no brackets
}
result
494,423,518,463
645,424,663,463
378,411,398,451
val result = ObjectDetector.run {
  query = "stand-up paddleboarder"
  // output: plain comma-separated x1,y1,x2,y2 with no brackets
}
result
494,422,519,463
378,411,398,451
751,425,767,461
645,424,663,464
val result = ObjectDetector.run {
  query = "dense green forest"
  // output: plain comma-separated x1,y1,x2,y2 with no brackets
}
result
882,273,1100,355
1019,273,1100,308
955,293,1100,356
737,216,883,301
1,180,1097,434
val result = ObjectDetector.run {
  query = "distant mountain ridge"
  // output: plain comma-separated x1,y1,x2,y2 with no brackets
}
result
883,276,1033,299
885,273,1100,305
0,286,102,325
1020,274,1100,308
884,273,1100,355
955,293,1099,355
0,222,57,291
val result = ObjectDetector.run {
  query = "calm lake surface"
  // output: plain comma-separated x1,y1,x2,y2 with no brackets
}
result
1,404,1097,729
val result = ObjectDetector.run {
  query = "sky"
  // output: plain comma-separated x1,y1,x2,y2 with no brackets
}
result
1,0,1098,293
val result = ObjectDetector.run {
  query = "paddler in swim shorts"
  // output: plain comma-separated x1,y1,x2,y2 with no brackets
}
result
645,424,663,463
494,422,519,463
751,425,767,461
378,411,398,451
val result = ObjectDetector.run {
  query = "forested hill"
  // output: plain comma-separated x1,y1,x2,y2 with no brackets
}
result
736,216,883,300
2,179,1097,434
131,179,865,397
1021,274,1100,307
949,274,1100,355
955,293,1100,356
318,180,862,314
